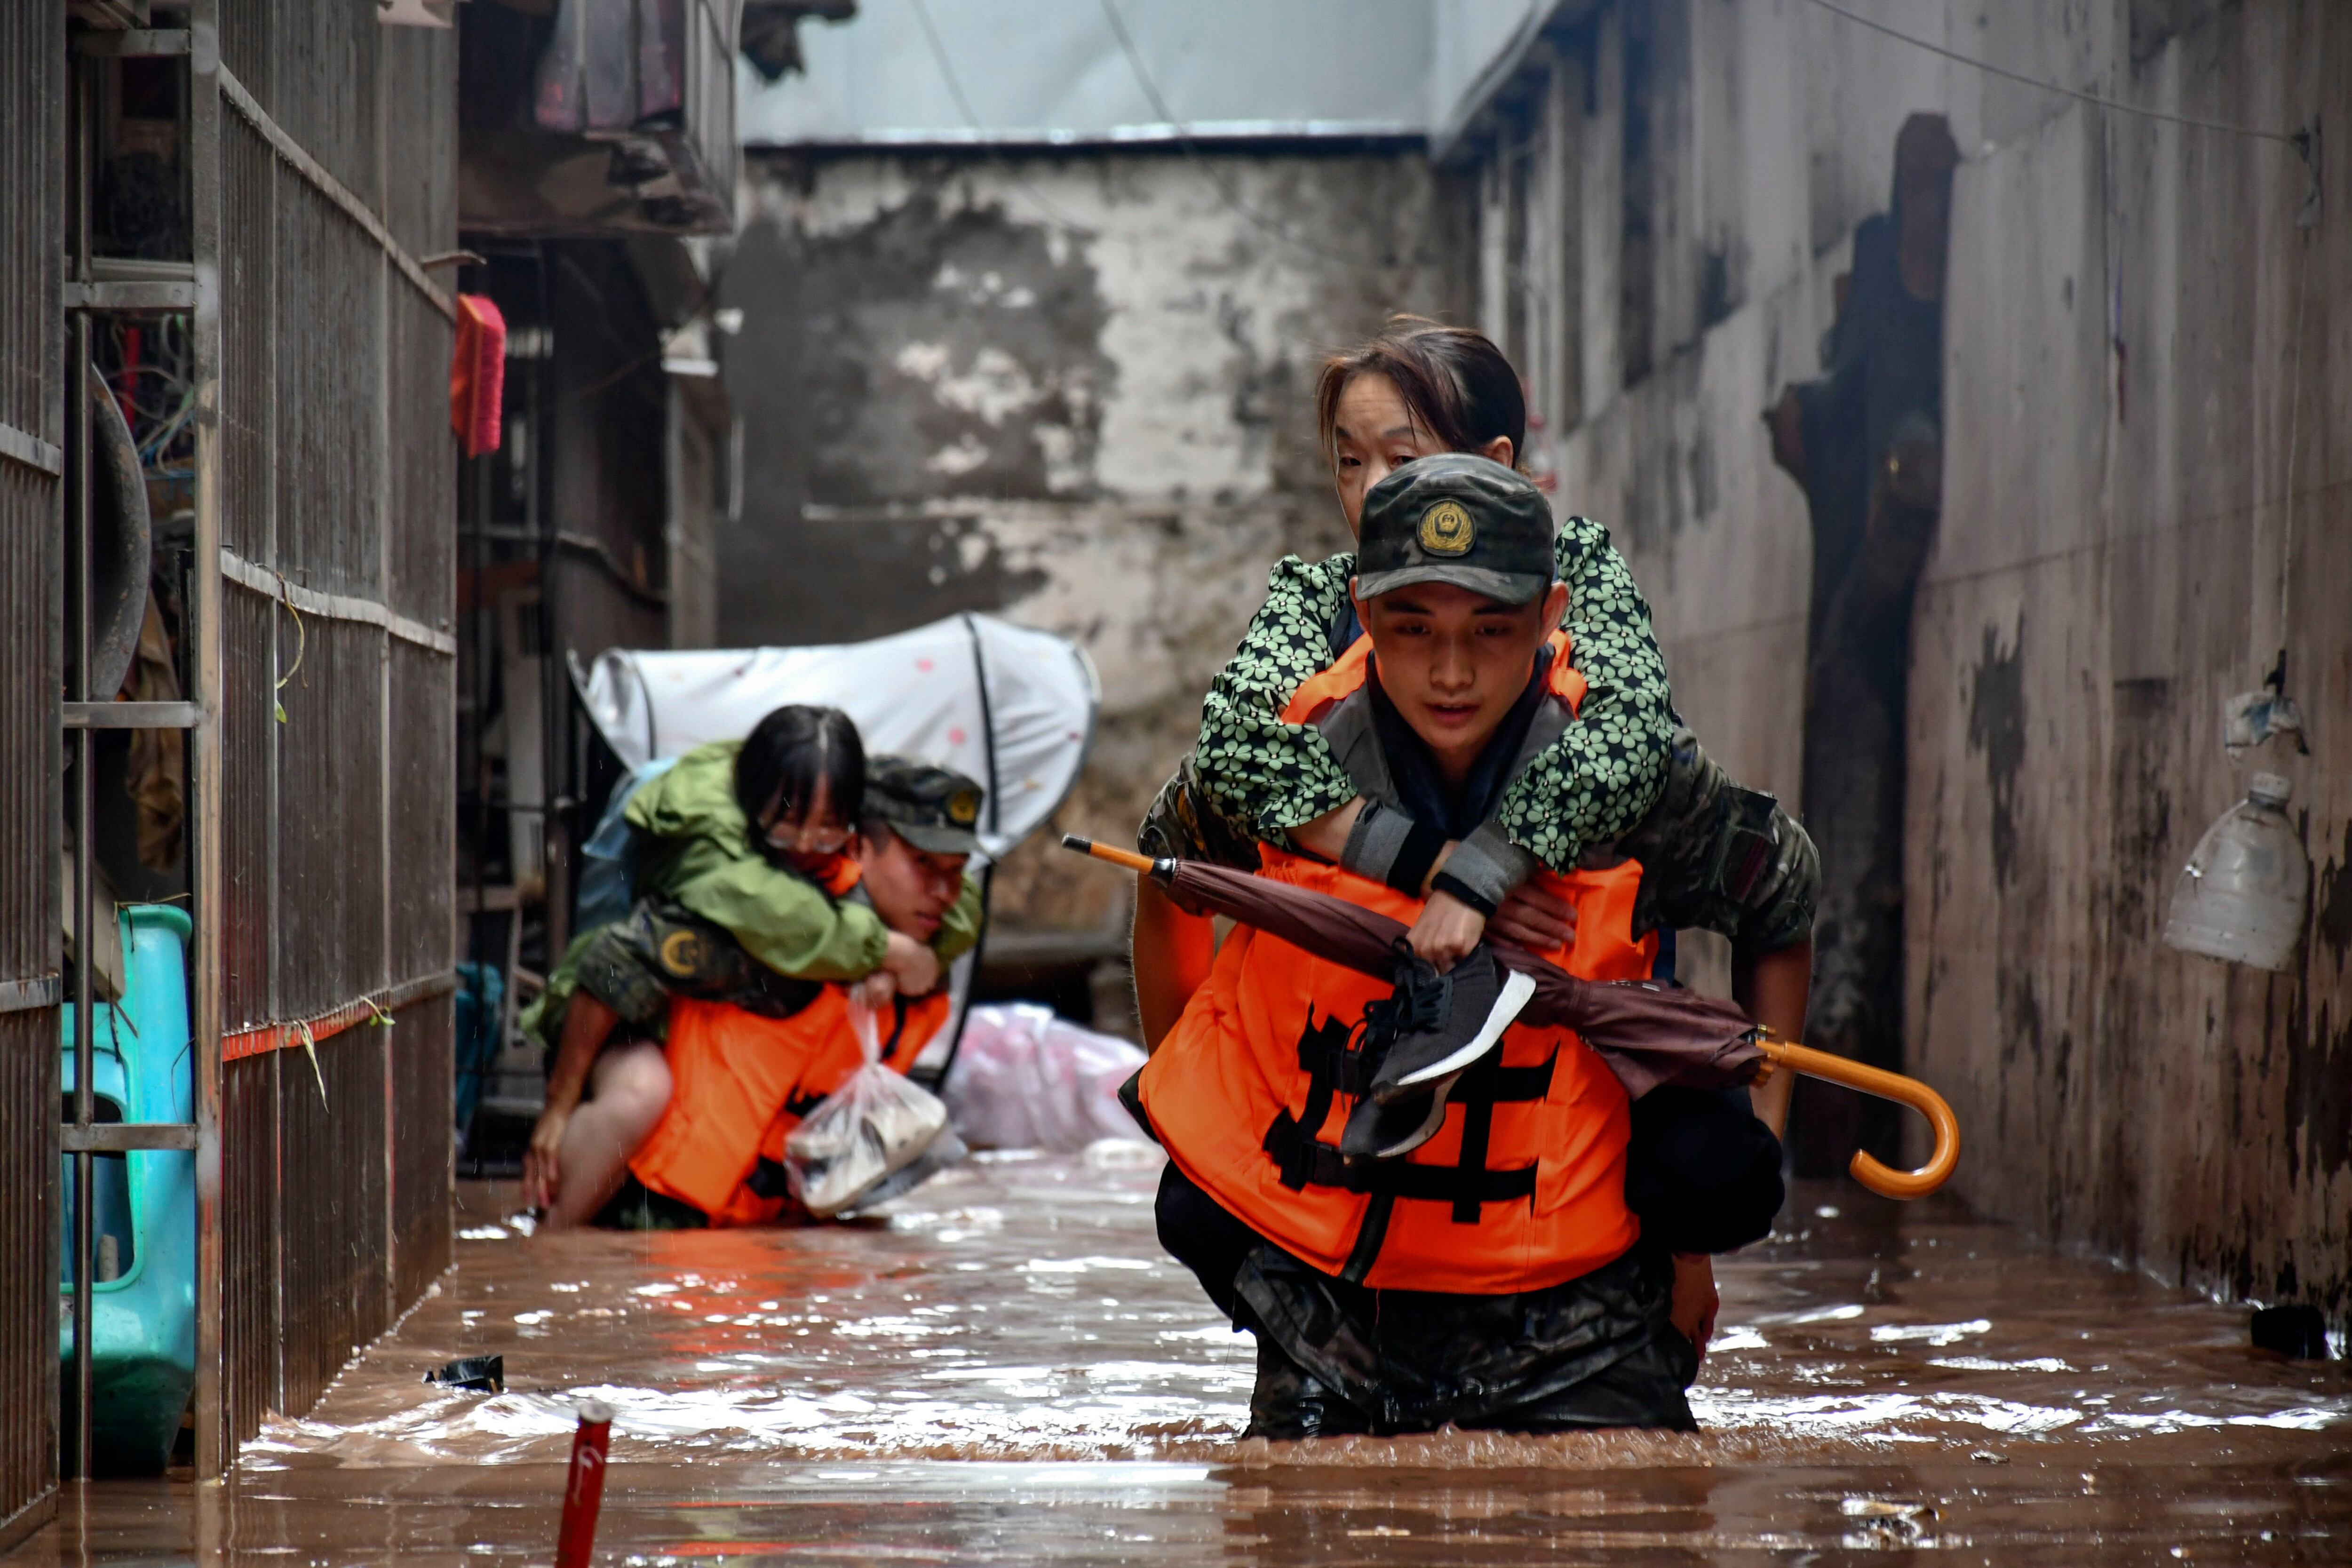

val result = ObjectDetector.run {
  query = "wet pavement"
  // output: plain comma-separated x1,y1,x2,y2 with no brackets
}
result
15,1146,2351,1564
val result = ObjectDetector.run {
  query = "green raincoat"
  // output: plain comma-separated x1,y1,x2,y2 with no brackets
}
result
521,739,984,1047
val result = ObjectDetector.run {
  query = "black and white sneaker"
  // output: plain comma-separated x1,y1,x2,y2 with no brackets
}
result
1367,946,1537,1104
1339,1073,1456,1160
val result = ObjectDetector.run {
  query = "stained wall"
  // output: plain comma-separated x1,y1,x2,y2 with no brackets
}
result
1915,0,2350,1325
720,148,1461,928
1460,0,2352,1325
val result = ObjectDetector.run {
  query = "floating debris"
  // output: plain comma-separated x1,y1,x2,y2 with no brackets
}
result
422,1354,505,1394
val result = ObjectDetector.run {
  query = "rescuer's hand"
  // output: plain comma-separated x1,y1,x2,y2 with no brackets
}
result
521,1106,569,1210
882,930,942,996
854,971,898,1011
1488,880,1578,951
1670,1252,1720,1362
1406,888,1488,971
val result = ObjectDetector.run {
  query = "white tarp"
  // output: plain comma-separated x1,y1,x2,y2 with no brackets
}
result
573,613,1098,863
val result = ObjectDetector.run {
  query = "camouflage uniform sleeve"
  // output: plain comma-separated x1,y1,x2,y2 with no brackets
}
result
1192,553,1363,842
931,875,985,966
1136,755,1262,870
1493,516,1677,871
517,928,605,1052
1620,730,1818,952
1740,815,1819,952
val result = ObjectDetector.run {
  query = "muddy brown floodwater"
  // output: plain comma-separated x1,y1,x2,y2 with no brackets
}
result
14,1146,2350,1564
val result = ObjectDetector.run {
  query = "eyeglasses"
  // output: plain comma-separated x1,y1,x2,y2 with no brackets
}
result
763,817,851,856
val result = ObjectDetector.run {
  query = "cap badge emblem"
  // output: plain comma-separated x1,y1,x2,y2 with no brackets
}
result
946,788,981,826
1418,500,1474,556
660,929,706,978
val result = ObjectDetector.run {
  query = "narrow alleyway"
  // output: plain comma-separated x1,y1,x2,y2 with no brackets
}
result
23,1151,2351,1564
4,5,2346,1563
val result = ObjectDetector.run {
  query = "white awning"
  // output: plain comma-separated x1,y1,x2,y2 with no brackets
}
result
573,613,1099,862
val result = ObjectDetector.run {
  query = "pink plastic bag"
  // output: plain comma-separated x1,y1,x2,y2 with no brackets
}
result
941,1004,1148,1151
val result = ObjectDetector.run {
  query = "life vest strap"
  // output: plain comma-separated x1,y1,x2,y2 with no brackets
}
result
1260,1115,1542,1212
1264,1007,1561,1230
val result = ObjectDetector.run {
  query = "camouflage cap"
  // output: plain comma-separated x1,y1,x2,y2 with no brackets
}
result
863,755,986,855
1355,452,1557,606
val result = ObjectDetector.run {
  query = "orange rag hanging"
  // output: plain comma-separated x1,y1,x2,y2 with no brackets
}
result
449,294,506,456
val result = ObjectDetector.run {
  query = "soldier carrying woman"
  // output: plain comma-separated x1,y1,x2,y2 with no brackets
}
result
1128,319,1817,1437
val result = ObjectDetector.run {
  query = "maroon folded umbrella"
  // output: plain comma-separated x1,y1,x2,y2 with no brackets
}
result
1071,839,1764,1100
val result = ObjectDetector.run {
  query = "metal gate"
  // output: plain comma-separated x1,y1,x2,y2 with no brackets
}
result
43,0,459,1483
205,0,460,1464
0,5,63,1543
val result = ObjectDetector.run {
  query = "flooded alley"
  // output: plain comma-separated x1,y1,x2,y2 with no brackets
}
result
5,1,2350,1564
24,1151,2351,1564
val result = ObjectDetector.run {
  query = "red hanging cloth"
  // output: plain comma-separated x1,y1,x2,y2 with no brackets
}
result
449,294,506,457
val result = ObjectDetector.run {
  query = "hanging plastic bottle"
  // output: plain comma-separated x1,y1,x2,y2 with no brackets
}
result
2162,772,2310,972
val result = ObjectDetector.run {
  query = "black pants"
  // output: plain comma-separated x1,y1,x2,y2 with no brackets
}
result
1156,1164,1699,1437
595,1172,710,1230
1155,1157,1266,1324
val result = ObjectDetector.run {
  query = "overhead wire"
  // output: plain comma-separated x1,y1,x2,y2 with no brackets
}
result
1092,0,1401,278
2275,234,2309,690
2270,7,2324,692
907,0,1098,235
1802,0,2306,149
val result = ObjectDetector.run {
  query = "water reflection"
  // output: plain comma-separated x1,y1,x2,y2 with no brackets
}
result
24,1153,2352,1565
32,1450,2352,1566
245,1148,1254,1467
236,1154,2344,1473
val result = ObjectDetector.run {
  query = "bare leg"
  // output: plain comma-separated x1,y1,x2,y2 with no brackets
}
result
540,1040,674,1230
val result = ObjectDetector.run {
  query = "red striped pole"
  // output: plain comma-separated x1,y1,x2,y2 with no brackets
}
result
554,1399,615,1568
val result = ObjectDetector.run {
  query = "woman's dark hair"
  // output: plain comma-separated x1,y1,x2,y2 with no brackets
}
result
1314,316,1527,470
735,705,864,840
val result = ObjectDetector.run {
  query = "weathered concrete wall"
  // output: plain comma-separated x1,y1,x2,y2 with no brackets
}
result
1916,1,2349,1328
721,148,1460,929
1462,0,2351,1324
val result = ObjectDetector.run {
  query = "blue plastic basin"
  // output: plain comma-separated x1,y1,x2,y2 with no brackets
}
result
60,904,196,1475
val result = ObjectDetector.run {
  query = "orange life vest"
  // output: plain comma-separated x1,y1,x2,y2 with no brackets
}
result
627,855,949,1226
1136,632,1654,1295
630,986,948,1227
1283,629,1589,733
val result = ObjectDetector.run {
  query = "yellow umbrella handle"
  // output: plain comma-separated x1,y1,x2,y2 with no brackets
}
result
1755,1036,1961,1200
1062,834,1158,875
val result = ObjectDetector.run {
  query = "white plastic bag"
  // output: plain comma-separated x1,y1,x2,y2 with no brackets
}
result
941,1003,1149,1152
784,998,950,1218
841,1126,969,1216
2162,772,2310,971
